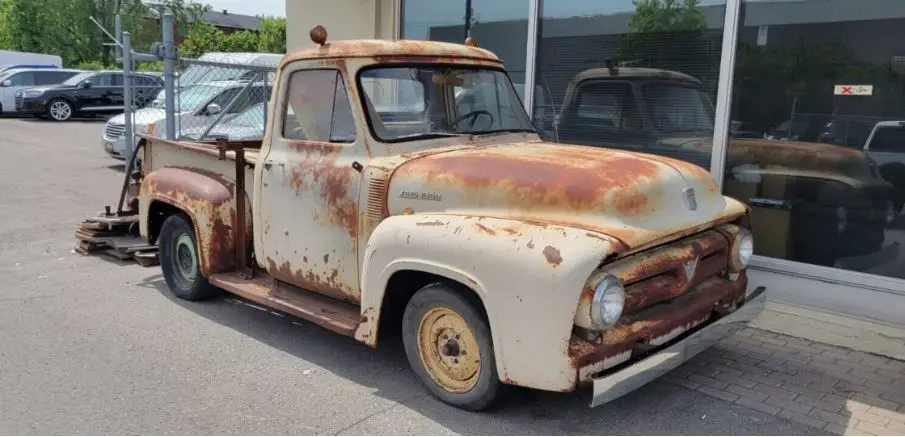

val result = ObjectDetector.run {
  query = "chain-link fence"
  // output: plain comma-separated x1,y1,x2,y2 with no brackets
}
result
104,54,277,161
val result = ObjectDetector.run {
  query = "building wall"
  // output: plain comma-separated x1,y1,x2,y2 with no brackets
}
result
286,0,399,52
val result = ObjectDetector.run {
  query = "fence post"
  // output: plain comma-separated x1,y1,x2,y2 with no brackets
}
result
114,15,123,60
123,32,134,163
162,12,177,140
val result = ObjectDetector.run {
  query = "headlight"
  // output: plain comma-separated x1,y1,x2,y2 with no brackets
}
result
730,228,754,272
591,275,625,328
23,90,43,97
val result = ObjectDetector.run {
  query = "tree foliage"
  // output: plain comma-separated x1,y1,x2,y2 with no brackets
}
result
0,0,211,66
178,16,286,58
628,0,706,34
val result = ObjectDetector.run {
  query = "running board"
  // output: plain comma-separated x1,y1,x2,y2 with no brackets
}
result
209,272,361,337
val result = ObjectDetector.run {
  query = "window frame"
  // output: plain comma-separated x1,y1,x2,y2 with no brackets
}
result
279,68,358,145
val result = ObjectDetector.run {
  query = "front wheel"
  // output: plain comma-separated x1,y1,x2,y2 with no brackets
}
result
402,283,503,411
47,98,73,122
159,213,218,301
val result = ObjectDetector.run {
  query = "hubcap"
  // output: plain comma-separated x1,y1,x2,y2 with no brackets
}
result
416,306,481,393
50,101,71,120
174,233,198,283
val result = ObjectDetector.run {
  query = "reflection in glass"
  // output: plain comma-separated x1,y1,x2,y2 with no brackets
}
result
724,1,905,278
534,0,727,169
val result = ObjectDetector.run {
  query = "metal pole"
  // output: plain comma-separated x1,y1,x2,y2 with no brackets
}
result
163,12,176,140
464,0,473,39
708,0,742,187
123,32,134,163
114,15,123,60
522,0,540,119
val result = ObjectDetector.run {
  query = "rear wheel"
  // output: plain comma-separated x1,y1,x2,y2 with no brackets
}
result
159,213,218,301
47,98,73,122
402,282,503,411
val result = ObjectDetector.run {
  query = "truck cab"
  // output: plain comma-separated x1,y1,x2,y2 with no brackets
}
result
136,29,764,411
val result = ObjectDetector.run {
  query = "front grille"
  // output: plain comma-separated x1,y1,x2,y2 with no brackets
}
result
609,230,730,315
571,227,747,379
14,95,23,110
105,123,125,139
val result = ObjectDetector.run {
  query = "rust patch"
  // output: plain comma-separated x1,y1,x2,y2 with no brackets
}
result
473,223,496,236
323,253,329,263
543,246,562,267
527,240,535,249
267,259,353,303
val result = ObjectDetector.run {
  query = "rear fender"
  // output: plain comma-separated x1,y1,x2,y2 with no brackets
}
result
139,167,251,277
356,214,619,392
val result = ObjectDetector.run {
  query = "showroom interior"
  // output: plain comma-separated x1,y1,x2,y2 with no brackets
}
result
288,0,905,327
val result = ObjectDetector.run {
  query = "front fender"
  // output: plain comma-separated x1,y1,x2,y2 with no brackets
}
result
356,214,620,392
139,167,251,277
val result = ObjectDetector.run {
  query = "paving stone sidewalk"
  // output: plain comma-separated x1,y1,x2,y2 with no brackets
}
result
664,327,905,435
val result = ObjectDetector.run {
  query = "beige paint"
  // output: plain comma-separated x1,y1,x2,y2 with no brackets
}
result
286,0,400,52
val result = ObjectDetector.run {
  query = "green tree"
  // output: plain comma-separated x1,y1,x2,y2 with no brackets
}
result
257,17,286,53
178,21,222,58
628,0,706,34
221,30,259,53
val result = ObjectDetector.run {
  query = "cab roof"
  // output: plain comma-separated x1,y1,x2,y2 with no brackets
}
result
570,67,701,84
282,39,502,65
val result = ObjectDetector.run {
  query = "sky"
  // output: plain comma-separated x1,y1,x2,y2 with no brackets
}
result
205,0,285,17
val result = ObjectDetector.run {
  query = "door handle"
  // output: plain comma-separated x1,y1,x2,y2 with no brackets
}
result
263,161,284,170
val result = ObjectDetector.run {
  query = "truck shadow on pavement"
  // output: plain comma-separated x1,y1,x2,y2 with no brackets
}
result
132,273,834,435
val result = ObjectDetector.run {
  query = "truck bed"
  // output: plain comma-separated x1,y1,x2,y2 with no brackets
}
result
142,136,258,202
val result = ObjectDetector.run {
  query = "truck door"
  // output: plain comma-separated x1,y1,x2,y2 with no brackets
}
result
257,67,364,303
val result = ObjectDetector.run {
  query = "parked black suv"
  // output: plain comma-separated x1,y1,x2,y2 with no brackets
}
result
15,70,163,121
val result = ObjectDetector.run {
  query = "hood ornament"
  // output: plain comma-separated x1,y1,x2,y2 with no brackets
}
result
682,187,697,211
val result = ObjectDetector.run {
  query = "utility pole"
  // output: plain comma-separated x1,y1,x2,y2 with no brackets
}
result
464,0,473,39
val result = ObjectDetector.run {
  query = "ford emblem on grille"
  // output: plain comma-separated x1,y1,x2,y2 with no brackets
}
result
682,187,698,211
683,257,699,280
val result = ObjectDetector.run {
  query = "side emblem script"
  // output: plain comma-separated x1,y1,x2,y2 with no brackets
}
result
682,187,698,211
400,191,442,201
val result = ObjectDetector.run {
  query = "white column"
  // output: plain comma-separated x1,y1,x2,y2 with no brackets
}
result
709,0,743,186
522,0,541,117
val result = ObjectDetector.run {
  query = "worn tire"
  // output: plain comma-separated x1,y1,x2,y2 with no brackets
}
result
159,213,218,301
402,282,503,411
47,98,73,122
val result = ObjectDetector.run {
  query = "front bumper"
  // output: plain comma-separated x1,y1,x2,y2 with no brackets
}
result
102,134,129,160
590,286,766,407
15,98,47,114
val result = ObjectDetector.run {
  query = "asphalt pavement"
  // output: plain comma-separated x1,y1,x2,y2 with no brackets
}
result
0,117,822,435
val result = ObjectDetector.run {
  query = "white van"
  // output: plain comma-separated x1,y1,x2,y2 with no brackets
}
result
0,50,62,70
0,68,82,114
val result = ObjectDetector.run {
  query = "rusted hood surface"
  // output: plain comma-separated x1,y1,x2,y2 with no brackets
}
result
385,141,746,250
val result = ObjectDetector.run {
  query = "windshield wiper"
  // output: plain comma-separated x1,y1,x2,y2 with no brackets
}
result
393,132,470,140
470,129,537,136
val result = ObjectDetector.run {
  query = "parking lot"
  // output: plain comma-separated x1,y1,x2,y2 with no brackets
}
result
1,117,903,435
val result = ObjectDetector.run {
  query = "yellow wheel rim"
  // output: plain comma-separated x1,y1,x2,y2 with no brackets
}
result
416,306,482,393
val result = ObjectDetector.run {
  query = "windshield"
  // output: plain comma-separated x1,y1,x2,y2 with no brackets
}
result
153,84,230,110
643,83,714,133
62,72,94,86
226,103,266,127
357,66,535,141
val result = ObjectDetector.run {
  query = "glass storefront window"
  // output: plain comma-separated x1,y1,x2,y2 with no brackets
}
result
533,0,728,170
401,0,530,85
724,0,905,278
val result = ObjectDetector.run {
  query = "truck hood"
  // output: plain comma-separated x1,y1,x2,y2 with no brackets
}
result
108,108,167,127
658,136,883,187
385,141,746,250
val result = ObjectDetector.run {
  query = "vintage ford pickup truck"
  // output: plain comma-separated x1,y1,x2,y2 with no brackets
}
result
132,27,764,411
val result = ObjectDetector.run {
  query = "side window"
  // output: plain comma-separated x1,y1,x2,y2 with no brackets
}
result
871,127,905,153
36,71,67,85
282,69,356,143
93,74,115,87
573,82,640,130
9,72,35,86
112,74,124,87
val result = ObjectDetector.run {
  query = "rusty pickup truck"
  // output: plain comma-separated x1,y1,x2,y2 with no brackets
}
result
132,27,764,411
